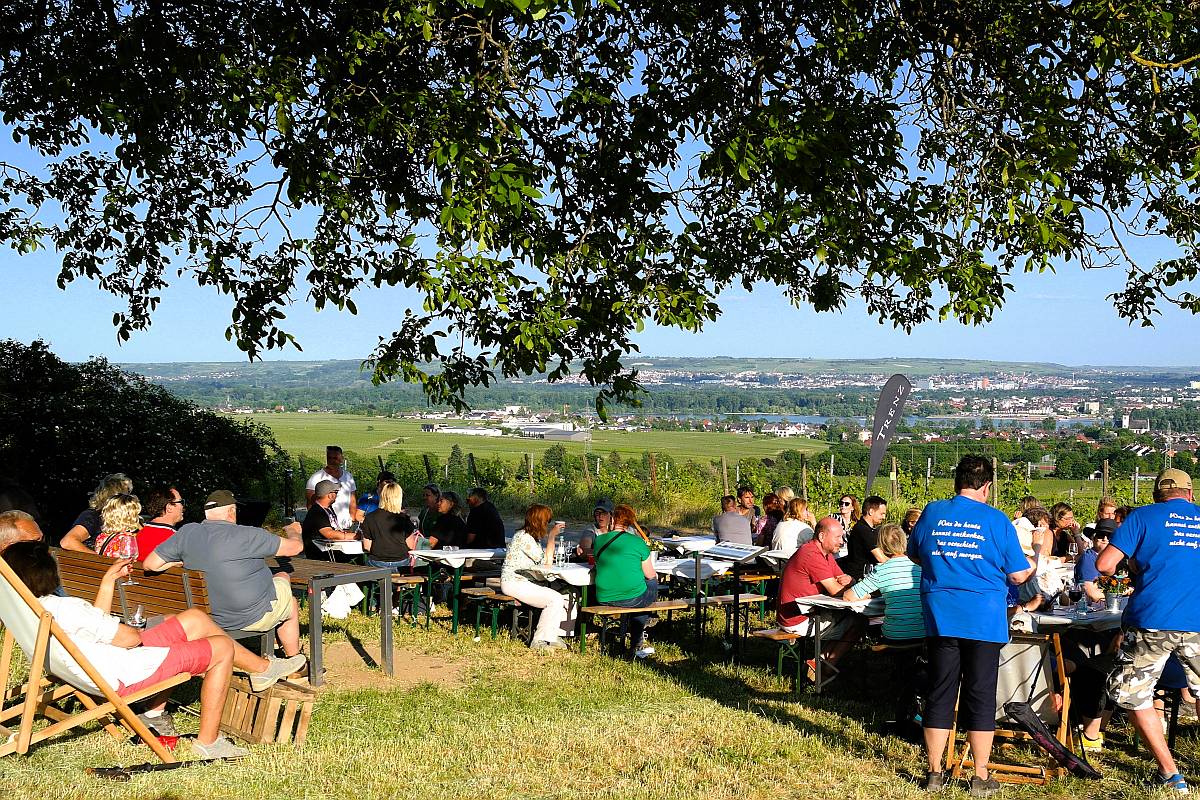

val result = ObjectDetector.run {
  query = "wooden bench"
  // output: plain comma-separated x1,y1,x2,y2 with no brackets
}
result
581,594,769,652
53,548,275,655
459,587,534,641
751,627,809,687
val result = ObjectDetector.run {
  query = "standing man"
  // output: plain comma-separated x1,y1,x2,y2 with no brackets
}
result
465,487,506,548
305,446,359,528
841,495,888,580
1099,468,1200,793
137,485,185,556
908,456,1034,797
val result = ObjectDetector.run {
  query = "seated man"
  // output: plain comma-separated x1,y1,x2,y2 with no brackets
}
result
1,541,301,758
712,495,753,545
777,516,865,678
143,490,307,665
301,480,359,559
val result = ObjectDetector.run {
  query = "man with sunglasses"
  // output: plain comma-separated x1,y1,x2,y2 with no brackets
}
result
136,485,185,556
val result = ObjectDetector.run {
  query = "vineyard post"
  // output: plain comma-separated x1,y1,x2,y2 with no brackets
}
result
422,454,433,481
1102,459,1109,498
829,453,834,491
650,452,658,496
582,450,593,492
890,457,898,500
801,454,808,501
527,454,535,496
925,457,932,494
991,457,998,506
721,456,730,497
1134,467,1140,504
468,453,478,486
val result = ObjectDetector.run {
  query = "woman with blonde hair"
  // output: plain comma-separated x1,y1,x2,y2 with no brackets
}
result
94,493,142,558
500,504,574,650
772,498,816,557
361,481,416,570
594,504,659,659
61,473,133,553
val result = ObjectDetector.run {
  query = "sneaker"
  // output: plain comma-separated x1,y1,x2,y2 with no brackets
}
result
923,771,947,793
136,711,177,737
1155,773,1190,794
968,775,1001,798
249,654,307,692
191,735,249,760
1081,732,1104,753
634,643,655,659
805,657,839,684
530,639,561,651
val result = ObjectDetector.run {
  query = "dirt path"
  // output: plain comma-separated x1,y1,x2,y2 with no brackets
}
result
313,641,466,692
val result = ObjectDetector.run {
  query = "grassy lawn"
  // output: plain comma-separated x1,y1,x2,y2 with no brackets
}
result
0,609,1185,799
244,413,828,466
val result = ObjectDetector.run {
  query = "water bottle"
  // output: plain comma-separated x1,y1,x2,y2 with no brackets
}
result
1076,595,1089,617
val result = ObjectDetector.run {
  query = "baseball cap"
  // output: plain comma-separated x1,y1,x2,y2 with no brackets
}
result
1092,518,1118,538
204,489,237,510
1156,468,1192,492
314,480,339,497
593,499,615,514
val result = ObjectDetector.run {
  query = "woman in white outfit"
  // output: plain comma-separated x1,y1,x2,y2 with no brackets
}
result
500,504,576,650
771,497,816,557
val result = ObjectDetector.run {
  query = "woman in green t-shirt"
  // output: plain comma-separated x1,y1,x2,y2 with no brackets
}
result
593,505,658,659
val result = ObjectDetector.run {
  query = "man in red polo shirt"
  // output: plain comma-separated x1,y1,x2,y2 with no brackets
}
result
778,516,865,679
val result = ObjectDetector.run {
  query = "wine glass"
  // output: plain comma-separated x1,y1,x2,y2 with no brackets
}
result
117,536,139,586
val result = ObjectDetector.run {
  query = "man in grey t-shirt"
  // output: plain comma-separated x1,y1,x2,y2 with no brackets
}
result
144,489,305,659
712,495,753,545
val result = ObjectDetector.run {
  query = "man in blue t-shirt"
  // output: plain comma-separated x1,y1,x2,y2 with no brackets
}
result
1099,468,1200,793
907,456,1034,797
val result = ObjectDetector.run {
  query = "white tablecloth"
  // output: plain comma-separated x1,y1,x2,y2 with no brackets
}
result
794,595,886,616
410,548,505,570
658,536,717,554
1030,598,1125,632
524,563,593,587
313,539,364,555
654,556,731,581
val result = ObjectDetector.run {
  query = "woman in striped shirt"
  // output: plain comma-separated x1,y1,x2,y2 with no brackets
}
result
844,523,924,642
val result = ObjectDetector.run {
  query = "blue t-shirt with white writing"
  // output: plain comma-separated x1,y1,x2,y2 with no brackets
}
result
907,494,1028,643
1109,498,1200,632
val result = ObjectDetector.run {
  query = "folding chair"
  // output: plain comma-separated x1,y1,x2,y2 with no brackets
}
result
948,632,1072,786
0,557,187,762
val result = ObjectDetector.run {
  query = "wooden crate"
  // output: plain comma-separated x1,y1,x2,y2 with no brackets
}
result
220,677,315,745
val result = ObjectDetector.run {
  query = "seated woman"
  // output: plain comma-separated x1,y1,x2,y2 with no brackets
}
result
94,492,143,557
843,523,924,643
771,498,816,557
594,505,659,659
60,473,132,553
1,542,304,758
753,493,783,546
499,504,575,650
427,491,468,549
361,481,416,571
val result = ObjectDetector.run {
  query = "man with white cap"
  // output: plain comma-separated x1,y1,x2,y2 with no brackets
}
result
1099,468,1200,794
144,490,306,680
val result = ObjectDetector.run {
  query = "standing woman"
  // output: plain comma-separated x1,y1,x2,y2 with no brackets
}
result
594,505,659,659
500,504,575,650
361,481,415,571
94,493,143,558
427,490,468,549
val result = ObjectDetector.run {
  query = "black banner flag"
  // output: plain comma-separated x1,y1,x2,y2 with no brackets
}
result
865,373,912,494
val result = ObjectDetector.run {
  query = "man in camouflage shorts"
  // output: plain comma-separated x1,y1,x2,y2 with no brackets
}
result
1100,469,1200,793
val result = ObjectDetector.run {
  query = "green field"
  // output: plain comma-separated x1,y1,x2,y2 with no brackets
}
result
244,413,828,465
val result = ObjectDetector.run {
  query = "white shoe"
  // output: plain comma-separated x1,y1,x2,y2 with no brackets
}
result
634,645,655,659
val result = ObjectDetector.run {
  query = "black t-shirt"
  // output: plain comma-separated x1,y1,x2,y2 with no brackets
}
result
71,508,102,550
301,503,340,559
428,513,468,549
361,509,415,562
841,518,879,581
466,501,505,548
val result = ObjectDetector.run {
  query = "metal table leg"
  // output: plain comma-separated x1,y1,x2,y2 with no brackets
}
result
380,575,393,677
451,566,463,634
310,579,325,687
579,584,589,654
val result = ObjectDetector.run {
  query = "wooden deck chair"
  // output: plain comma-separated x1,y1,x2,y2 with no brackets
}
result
948,632,1072,786
0,556,187,762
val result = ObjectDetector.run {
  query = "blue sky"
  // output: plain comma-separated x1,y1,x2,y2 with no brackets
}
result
2,241,1194,368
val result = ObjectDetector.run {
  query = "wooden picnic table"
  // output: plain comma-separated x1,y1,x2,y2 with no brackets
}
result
270,557,394,687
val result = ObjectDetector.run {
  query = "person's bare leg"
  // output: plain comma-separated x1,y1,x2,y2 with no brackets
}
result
823,620,865,664
965,730,995,779
173,609,269,673
275,598,301,657
196,635,234,746
1131,706,1179,777
924,727,951,774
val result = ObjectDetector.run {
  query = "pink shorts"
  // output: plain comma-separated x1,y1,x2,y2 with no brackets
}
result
117,617,213,696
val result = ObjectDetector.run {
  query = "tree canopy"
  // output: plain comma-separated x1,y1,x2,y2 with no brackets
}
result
1,0,1198,411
